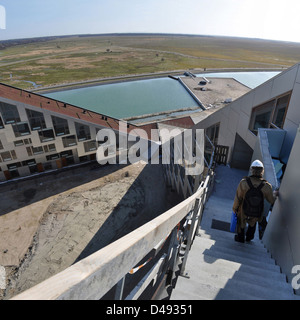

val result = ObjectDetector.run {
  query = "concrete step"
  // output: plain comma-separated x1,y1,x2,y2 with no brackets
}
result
196,254,288,286
188,236,282,275
171,279,262,300
205,195,234,207
201,196,235,230
204,197,234,213
201,246,281,273
197,229,270,255
199,222,262,242
204,204,233,216
190,267,295,300
194,235,272,261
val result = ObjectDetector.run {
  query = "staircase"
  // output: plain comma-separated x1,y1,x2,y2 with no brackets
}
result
170,166,299,300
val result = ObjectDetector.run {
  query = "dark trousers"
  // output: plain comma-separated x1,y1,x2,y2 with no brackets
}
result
236,223,256,242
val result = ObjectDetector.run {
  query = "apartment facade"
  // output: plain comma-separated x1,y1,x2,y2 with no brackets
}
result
0,83,152,182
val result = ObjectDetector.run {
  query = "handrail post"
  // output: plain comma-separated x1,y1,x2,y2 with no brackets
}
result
165,225,180,285
180,198,200,278
195,192,205,236
114,275,126,300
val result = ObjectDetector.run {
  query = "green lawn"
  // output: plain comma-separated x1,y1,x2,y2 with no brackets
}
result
0,35,299,90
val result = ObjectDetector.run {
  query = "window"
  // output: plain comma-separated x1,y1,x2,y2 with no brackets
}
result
0,102,20,124
32,146,44,155
26,146,44,156
7,162,21,169
60,150,74,165
1,151,12,162
21,160,38,174
26,147,33,157
205,123,220,147
11,150,17,159
38,128,55,142
75,122,91,141
12,122,30,137
0,116,4,129
0,150,17,162
204,123,220,166
84,140,97,152
249,92,291,134
7,163,20,178
26,109,46,130
22,159,36,166
43,162,53,171
51,116,70,136
62,135,77,147
14,140,24,147
273,95,290,128
48,144,56,152
46,153,59,161
250,100,275,133
79,155,89,162
43,144,56,153
60,150,73,158
14,138,32,147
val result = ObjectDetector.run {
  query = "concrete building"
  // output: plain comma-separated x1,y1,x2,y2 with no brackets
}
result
193,63,300,290
6,63,300,299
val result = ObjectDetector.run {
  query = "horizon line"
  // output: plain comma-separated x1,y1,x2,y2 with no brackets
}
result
1,32,300,45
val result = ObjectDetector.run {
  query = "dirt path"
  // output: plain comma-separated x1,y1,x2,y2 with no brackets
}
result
1,162,179,299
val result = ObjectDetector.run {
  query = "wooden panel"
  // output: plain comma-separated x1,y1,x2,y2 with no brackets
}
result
3,170,11,180
37,163,44,173
56,159,62,169
214,145,229,165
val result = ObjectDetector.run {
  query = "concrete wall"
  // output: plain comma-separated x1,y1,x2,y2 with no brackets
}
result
194,63,300,167
263,126,300,292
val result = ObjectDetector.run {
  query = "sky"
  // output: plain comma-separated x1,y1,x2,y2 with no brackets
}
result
0,0,300,43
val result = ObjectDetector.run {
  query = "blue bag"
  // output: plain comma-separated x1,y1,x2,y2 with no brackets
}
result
230,211,237,233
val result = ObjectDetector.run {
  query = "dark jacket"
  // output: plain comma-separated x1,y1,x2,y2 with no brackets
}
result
232,176,275,230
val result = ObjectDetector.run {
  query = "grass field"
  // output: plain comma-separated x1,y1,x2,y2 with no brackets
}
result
1,34,300,90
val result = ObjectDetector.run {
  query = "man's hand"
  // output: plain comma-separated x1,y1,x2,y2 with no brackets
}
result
273,189,279,198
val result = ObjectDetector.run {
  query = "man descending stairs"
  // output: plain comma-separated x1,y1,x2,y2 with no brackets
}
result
170,165,299,300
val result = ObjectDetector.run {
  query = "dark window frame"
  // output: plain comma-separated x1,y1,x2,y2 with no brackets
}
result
51,116,70,137
0,102,20,124
249,92,291,135
75,122,91,141
38,128,55,143
84,140,97,152
12,122,31,137
26,108,46,131
62,135,77,148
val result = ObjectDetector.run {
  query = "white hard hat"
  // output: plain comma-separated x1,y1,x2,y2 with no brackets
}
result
251,160,264,168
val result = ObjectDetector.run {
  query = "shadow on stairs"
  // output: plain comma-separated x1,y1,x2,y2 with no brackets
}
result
169,165,299,300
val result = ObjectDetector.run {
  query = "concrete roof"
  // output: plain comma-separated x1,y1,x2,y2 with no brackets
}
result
180,76,250,108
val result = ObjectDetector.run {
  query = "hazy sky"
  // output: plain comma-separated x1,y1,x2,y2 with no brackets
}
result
0,0,299,42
